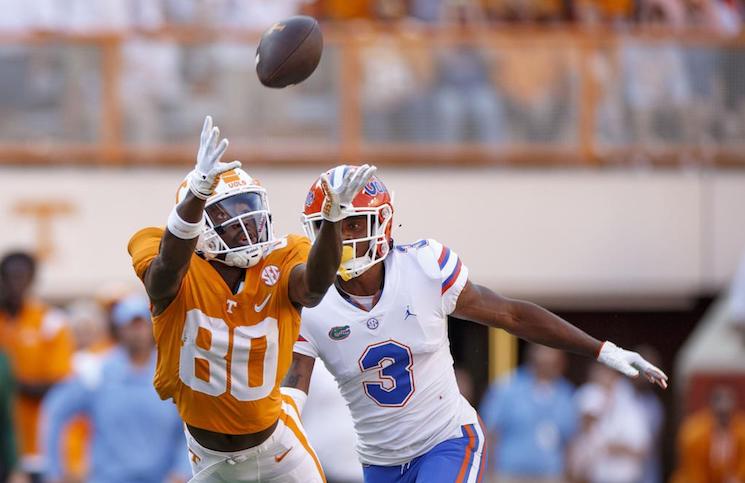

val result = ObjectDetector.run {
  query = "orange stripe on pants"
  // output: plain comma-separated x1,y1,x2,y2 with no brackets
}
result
281,409,326,483
281,394,301,419
456,425,476,483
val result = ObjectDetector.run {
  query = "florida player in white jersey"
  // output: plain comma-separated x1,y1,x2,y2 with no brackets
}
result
282,165,668,483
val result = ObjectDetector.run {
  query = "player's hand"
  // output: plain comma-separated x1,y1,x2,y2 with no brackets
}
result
187,115,240,200
597,341,668,389
320,164,377,222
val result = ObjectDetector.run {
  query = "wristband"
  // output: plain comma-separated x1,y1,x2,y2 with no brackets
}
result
280,387,308,416
167,206,204,240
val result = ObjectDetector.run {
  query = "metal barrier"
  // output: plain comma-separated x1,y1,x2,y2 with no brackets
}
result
0,25,743,167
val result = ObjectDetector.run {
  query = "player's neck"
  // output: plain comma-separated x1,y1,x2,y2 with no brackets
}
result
336,263,384,297
209,261,246,295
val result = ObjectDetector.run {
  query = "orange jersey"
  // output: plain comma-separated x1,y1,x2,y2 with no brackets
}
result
128,227,311,435
0,302,73,459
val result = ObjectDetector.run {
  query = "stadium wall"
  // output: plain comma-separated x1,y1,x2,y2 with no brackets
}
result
1,167,743,303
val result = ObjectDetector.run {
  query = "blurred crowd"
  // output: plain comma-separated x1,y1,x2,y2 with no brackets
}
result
1,248,745,483
0,0,742,30
0,0,743,164
479,345,745,483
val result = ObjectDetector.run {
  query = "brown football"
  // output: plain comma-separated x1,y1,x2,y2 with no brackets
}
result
255,16,323,88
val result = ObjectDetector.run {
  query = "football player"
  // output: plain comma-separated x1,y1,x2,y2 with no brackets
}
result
283,165,668,483
127,118,375,482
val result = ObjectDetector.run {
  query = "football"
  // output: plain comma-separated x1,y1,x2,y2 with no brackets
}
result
255,16,323,88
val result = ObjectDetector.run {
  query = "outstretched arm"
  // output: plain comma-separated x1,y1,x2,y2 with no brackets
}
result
144,116,238,314
289,165,377,308
453,281,668,388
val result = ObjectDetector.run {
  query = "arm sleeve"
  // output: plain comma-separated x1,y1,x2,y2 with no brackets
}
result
293,332,319,359
40,378,92,481
426,239,470,315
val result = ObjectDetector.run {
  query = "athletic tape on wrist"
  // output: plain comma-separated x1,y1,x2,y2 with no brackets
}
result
167,206,204,240
188,179,211,200
280,387,308,416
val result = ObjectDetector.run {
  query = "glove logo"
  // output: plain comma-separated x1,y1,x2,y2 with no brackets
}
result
363,180,387,196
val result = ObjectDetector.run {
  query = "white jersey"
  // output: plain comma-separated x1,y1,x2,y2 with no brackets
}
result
294,239,478,466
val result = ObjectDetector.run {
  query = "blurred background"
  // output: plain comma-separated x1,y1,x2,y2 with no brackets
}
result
1,0,745,482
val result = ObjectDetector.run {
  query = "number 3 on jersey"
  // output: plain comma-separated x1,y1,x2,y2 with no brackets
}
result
179,309,278,401
359,340,415,407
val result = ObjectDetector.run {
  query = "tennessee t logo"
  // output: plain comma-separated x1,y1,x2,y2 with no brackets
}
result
227,300,238,313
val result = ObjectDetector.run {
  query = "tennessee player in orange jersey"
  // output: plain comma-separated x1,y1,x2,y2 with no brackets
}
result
128,116,376,482
0,251,74,483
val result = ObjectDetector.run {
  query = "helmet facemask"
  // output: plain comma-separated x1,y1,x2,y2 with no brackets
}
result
198,190,276,268
302,204,393,280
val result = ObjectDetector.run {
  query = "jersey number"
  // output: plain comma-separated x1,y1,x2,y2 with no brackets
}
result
358,340,415,407
179,309,279,401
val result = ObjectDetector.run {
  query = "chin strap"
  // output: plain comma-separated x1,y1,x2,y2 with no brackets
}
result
338,244,388,281
224,249,262,269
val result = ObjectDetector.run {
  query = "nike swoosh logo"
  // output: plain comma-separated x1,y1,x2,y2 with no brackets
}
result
274,446,292,463
254,293,272,312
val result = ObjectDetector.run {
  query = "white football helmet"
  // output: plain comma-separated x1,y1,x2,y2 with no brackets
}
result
176,168,276,268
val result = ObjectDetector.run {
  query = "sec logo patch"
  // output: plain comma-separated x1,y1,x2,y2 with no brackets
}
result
261,265,280,286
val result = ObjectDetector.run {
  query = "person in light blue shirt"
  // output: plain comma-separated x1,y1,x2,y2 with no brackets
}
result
480,344,578,483
40,294,190,483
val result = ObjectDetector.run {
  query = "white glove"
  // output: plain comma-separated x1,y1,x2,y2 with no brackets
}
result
320,164,377,222
188,116,240,200
597,341,668,389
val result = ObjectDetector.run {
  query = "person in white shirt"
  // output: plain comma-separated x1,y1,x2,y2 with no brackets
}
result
282,165,668,483
570,365,651,483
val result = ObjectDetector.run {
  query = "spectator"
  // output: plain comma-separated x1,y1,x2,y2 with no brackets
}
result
360,33,435,142
568,364,651,483
631,346,665,483
58,300,114,481
686,0,742,33
433,45,505,143
41,294,190,483
1,350,27,483
303,362,363,483
0,252,73,483
215,0,314,30
311,0,375,20
567,382,606,483
672,386,745,483
480,345,577,483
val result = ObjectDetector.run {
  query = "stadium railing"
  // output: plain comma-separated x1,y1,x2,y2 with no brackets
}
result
0,25,743,167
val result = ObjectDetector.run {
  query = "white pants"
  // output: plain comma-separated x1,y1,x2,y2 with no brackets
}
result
185,402,325,482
